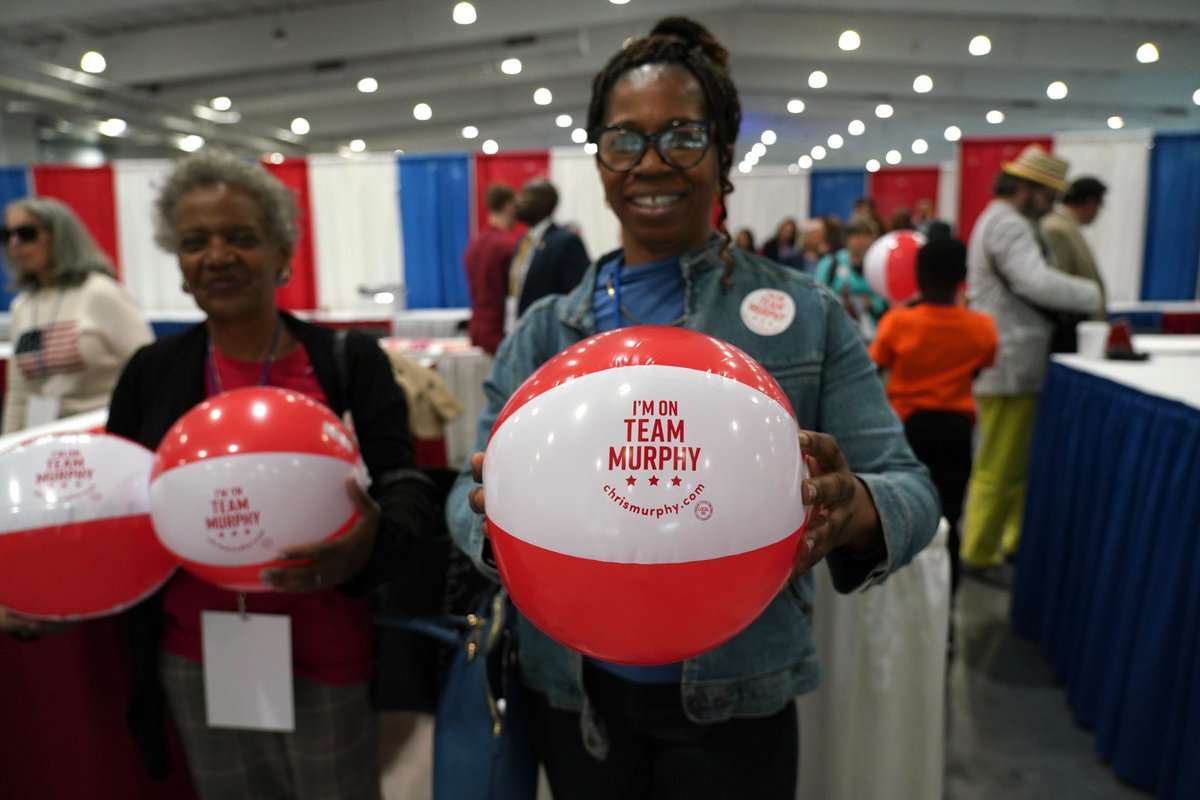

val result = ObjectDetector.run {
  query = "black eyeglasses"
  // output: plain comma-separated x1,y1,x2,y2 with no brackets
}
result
0,225,40,244
592,121,711,172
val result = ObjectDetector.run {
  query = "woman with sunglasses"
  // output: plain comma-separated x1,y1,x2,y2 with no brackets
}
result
1,197,152,435
447,16,938,799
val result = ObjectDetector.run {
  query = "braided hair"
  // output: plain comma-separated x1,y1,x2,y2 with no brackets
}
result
587,16,742,285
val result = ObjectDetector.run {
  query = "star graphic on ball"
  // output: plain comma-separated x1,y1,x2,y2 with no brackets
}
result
626,475,636,486
671,475,682,486
648,475,660,486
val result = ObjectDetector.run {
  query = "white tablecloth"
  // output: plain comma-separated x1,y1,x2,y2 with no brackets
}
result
1053,346,1200,411
797,520,949,800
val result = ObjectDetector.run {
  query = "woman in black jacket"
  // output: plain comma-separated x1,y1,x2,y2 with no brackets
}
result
108,149,440,799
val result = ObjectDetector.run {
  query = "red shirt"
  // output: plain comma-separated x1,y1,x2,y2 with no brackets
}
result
869,303,998,423
463,225,516,354
160,343,373,685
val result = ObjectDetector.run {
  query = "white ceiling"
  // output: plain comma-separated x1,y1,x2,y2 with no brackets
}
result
1,0,1198,169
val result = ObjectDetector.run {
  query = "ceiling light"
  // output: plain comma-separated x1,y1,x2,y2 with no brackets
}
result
968,35,991,56
827,134,844,149
357,77,378,93
179,135,205,153
875,103,894,119
866,159,881,172
268,153,284,164
1136,43,1159,63
210,96,232,111
761,129,777,145
290,117,310,135
912,138,928,154
787,99,806,114
533,87,553,105
413,102,433,120
886,149,902,164
913,74,933,94
571,127,587,144
1107,115,1125,129
986,109,1005,124
556,114,572,128
839,30,861,51
80,51,107,73
610,0,630,4
1047,81,1068,100
944,125,962,142
481,139,499,154
808,70,828,89
98,118,127,137
848,119,866,136
452,2,476,25
798,155,814,169
738,163,752,174
787,164,801,175
745,152,760,166
811,145,827,160
584,142,597,155
349,139,366,152
1193,88,1200,105
500,58,522,75
461,125,479,139
751,143,767,157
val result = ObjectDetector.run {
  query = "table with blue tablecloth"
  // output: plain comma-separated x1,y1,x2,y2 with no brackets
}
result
1011,346,1200,799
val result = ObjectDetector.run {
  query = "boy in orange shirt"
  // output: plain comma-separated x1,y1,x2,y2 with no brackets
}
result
870,238,997,594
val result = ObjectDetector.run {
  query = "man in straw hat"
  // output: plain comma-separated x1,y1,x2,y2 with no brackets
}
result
960,144,1102,585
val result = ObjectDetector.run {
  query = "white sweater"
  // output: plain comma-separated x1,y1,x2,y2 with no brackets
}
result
3,272,153,433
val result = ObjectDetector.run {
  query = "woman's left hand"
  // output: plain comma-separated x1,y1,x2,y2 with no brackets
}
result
262,475,381,592
791,429,883,577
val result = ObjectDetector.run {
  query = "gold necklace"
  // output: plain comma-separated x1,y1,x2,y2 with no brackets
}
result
605,273,688,327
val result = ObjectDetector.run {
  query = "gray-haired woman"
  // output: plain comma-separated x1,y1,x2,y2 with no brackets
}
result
1,196,152,433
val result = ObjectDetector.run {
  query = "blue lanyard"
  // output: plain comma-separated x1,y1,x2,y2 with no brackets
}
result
205,314,283,396
610,263,625,329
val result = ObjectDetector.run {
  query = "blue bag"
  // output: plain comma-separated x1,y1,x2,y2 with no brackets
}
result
379,590,538,800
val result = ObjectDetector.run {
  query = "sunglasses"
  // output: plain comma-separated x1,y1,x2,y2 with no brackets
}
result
0,225,41,244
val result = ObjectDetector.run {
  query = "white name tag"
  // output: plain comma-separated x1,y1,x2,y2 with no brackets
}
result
201,611,294,731
26,395,61,428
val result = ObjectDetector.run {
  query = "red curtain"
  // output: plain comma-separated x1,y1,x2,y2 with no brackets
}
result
31,164,121,279
957,136,1053,242
0,621,197,799
868,167,940,227
264,158,318,311
473,151,550,238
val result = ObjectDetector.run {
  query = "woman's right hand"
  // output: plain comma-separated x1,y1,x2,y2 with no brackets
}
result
467,451,491,541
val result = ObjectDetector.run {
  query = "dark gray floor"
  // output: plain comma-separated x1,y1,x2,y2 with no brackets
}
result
945,577,1152,800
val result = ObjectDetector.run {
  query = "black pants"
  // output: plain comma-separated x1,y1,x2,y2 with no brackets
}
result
904,410,973,595
526,663,798,800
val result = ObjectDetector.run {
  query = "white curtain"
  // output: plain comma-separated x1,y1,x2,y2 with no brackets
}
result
548,147,621,259
113,159,195,314
308,153,405,314
728,167,811,247
937,159,958,232
1053,130,1151,304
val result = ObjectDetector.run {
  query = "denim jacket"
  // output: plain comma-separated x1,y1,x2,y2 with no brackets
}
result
446,237,939,723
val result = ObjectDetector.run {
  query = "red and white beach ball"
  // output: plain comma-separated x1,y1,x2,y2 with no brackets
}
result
864,229,927,304
149,387,364,592
484,326,809,665
0,433,176,620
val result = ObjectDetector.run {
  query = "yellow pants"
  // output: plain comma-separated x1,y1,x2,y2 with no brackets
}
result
961,394,1039,567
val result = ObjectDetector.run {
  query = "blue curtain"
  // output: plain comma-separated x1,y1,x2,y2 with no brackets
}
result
1141,132,1200,300
398,153,471,309
0,165,31,310
809,170,866,221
